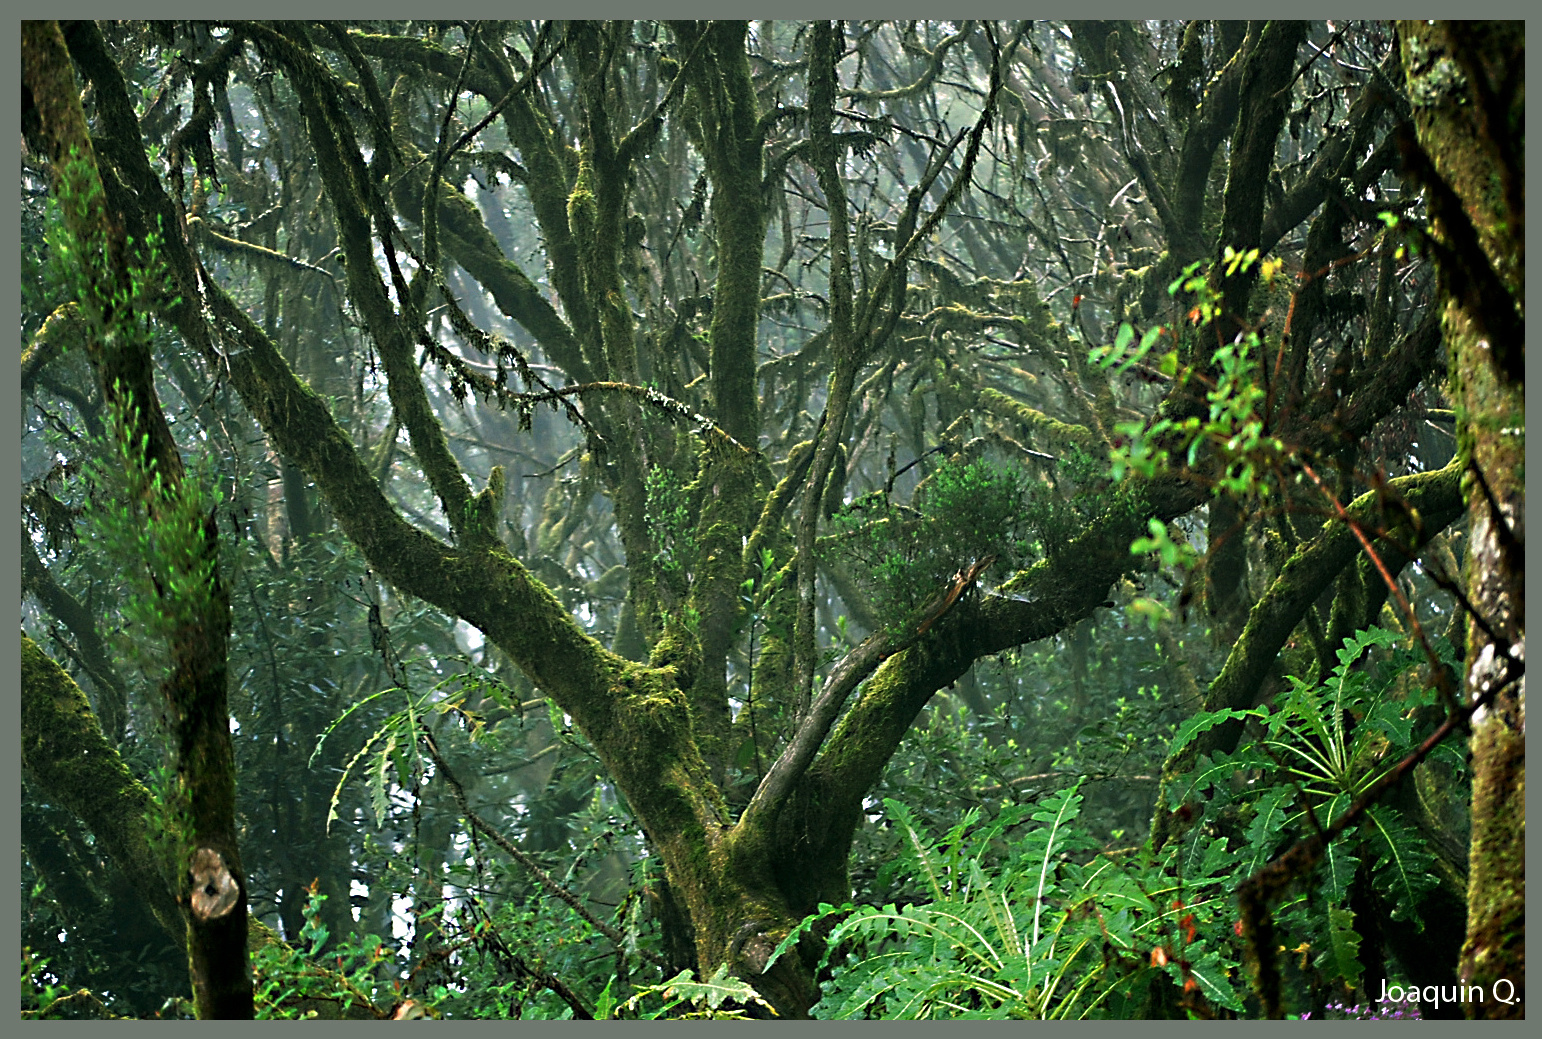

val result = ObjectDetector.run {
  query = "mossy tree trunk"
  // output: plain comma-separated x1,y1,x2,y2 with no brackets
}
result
1399,20,1524,1020
22,20,252,1019
21,634,189,955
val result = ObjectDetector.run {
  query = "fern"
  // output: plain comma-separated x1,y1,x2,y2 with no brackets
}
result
1168,626,1460,995
774,782,1243,1019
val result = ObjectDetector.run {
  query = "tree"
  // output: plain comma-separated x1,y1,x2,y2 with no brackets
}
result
20,20,1510,1019
1398,20,1524,1020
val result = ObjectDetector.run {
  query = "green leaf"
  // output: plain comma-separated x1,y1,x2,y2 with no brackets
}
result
1240,787,1294,874
1364,808,1438,922
372,731,397,829
1319,830,1359,904
1112,322,1135,358
1168,707,1265,759
1319,905,1363,989
1184,945,1245,1011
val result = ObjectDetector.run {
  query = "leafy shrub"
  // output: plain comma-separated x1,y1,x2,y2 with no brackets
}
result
250,886,397,1019
1168,626,1461,995
826,457,1034,624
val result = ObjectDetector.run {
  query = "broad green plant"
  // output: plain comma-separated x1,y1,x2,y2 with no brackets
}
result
769,784,1244,1018
1166,626,1457,991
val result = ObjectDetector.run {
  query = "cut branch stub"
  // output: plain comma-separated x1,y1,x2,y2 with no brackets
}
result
188,847,240,922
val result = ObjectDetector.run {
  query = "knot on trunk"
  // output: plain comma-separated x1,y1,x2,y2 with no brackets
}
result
729,919,777,975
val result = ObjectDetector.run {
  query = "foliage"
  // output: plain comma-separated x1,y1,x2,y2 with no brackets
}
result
20,948,74,1019
1169,627,1460,996
772,785,1244,1019
827,457,1035,623
141,755,195,897
316,655,519,831
644,464,696,580
41,152,176,324
1106,254,1294,563
824,625,1464,1020
250,886,397,1019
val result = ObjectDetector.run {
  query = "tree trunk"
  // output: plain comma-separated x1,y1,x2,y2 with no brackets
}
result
1399,19,1524,1021
23,20,252,1019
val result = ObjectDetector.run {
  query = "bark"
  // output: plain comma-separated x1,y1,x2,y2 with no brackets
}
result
1215,21,1308,324
1205,492,1249,640
1400,19,1524,1020
668,20,765,445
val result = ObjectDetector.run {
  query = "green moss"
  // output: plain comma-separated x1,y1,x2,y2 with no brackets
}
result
649,619,703,695
978,387,1098,453
565,154,598,244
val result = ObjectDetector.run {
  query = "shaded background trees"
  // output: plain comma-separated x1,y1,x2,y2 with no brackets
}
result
20,20,1517,1019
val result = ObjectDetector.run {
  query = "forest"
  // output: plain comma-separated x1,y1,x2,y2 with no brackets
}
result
19,19,1523,1020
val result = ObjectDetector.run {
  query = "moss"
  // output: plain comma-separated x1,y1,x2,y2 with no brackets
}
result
649,619,703,695
672,21,764,445
565,153,598,245
21,634,186,946
1460,712,1525,1015
978,386,1099,454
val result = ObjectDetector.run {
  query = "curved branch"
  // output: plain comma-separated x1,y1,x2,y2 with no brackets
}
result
22,303,88,395
1257,49,1399,256
843,22,973,102
246,21,474,535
